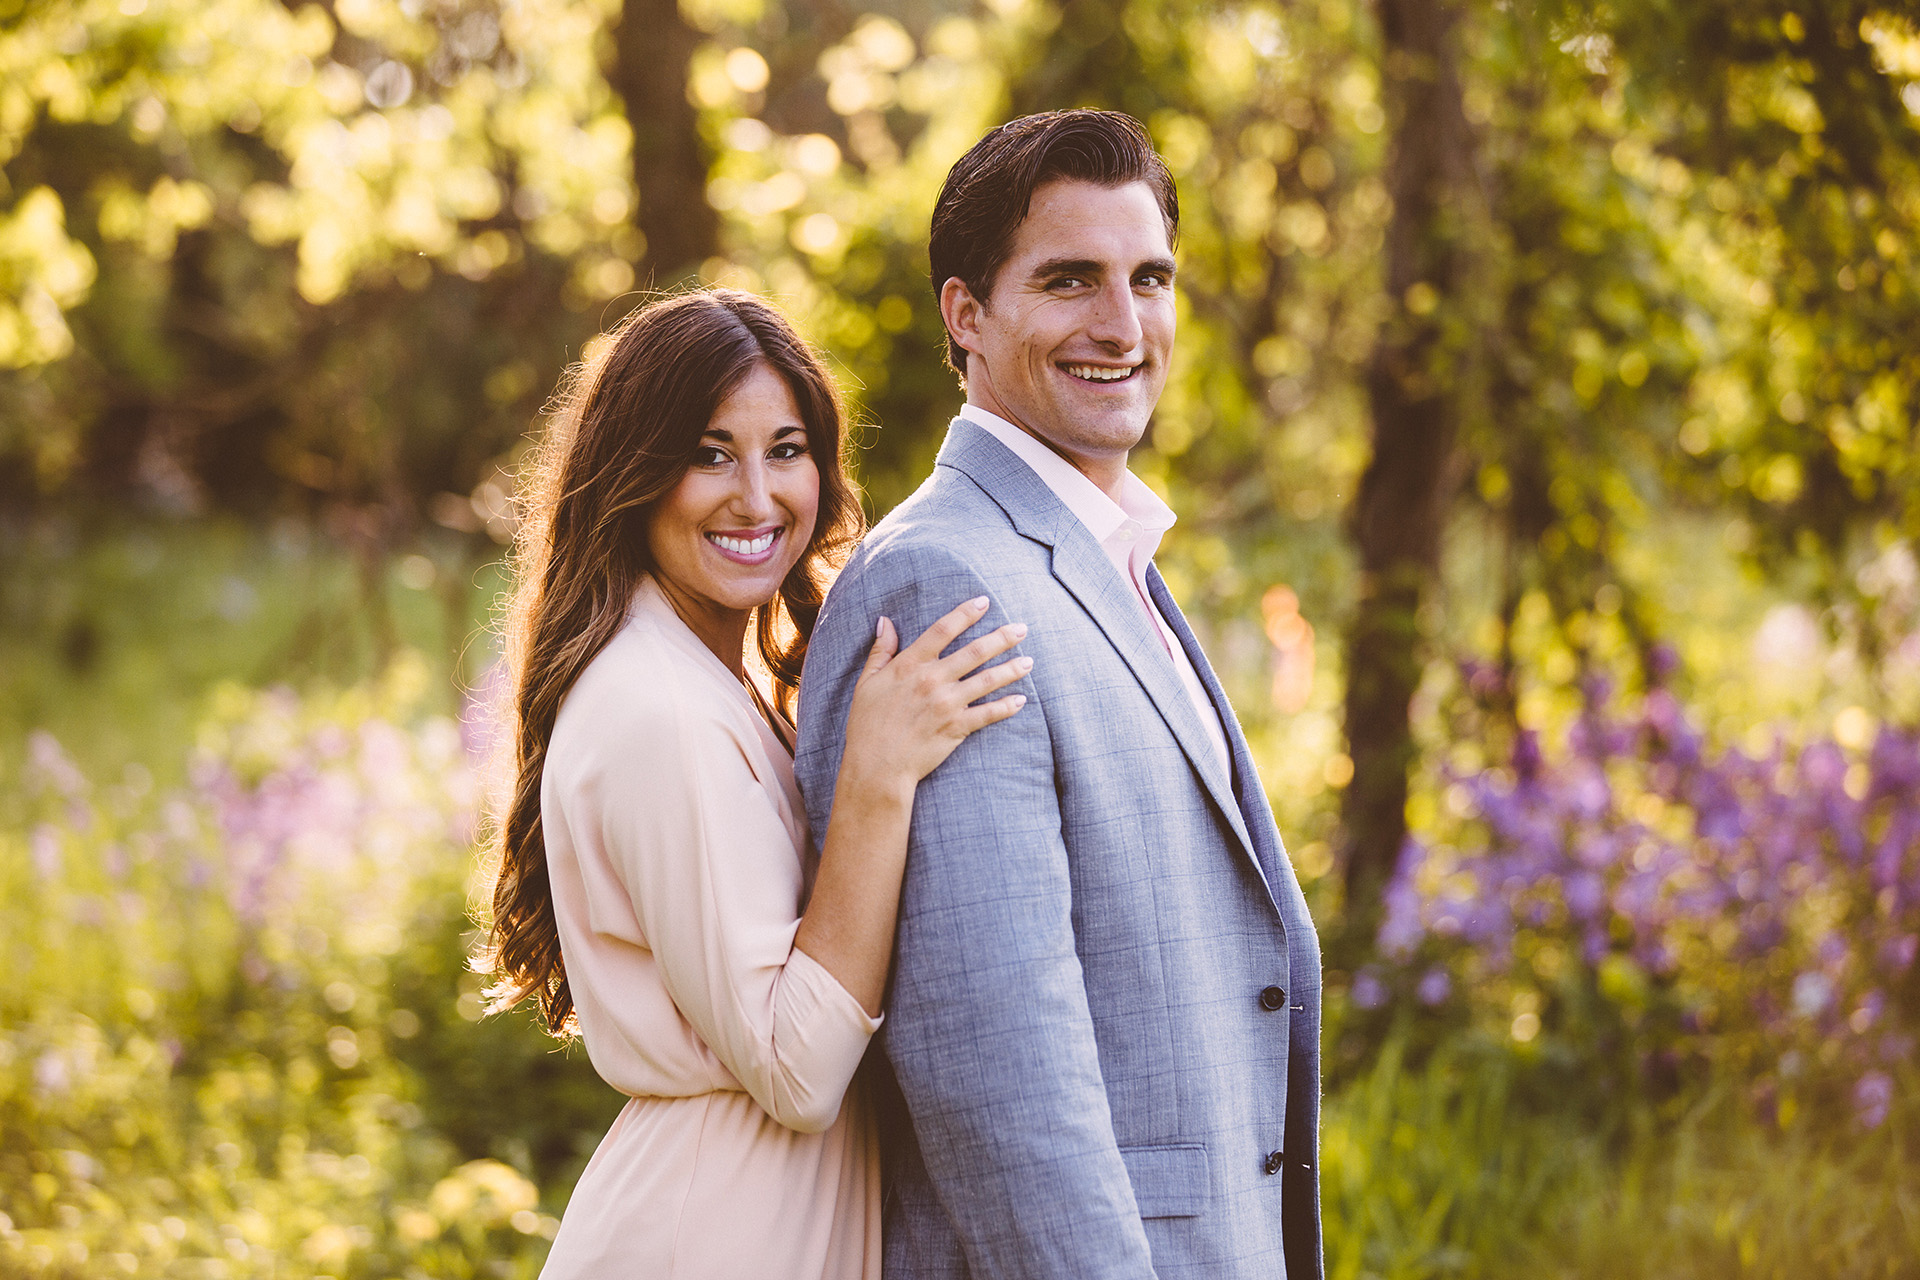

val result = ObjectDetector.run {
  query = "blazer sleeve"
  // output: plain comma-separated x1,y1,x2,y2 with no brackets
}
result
582,672,881,1133
796,544,1159,1280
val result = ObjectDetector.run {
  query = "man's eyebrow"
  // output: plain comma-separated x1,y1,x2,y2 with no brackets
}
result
1025,256,1177,281
1028,257,1104,281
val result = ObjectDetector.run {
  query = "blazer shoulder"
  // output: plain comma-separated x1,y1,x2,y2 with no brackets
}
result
854,469,1033,576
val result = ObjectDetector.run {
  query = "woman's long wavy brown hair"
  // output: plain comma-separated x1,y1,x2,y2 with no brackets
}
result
478,289,864,1035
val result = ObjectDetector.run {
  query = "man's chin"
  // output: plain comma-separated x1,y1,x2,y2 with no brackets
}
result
1067,407,1153,455
1000,393,1153,459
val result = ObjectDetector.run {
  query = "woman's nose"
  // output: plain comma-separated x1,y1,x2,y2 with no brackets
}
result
732,457,777,521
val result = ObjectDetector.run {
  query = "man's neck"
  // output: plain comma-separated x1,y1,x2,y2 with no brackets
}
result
963,389,1128,503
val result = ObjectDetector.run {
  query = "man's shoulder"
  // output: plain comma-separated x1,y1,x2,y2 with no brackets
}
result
848,464,1036,581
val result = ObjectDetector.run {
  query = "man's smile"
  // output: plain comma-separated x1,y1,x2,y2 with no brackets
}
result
1058,362,1142,384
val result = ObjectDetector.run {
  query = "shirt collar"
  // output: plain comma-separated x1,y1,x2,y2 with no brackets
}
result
957,403,1176,548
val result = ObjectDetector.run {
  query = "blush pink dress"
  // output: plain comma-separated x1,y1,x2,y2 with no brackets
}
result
536,576,882,1279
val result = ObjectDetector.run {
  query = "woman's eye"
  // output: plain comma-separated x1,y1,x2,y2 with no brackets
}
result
770,440,810,460
692,446,730,467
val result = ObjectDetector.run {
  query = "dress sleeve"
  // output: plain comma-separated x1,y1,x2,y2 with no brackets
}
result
584,674,881,1134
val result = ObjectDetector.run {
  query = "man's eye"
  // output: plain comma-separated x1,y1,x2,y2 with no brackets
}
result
1050,276,1087,290
1136,273,1169,289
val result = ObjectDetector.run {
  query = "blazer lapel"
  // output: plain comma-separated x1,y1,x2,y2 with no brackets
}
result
935,419,1265,881
1147,565,1293,905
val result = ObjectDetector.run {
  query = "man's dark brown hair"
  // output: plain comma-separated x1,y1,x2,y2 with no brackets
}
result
929,109,1179,375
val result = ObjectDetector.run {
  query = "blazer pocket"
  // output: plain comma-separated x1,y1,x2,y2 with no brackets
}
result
1119,1143,1211,1220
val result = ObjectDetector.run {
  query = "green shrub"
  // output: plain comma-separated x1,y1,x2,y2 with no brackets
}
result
0,663,617,1278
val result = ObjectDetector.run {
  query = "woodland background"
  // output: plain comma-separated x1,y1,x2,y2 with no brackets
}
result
3,0,1919,1274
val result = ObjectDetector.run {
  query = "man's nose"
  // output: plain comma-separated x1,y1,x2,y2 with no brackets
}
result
1086,280,1144,351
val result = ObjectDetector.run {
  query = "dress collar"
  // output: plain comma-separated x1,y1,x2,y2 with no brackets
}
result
629,576,793,748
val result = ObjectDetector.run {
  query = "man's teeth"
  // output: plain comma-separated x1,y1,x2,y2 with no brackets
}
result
710,531,777,555
1063,364,1136,383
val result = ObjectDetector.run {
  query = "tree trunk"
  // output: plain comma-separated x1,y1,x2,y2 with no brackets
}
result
612,0,718,283
1338,0,1474,959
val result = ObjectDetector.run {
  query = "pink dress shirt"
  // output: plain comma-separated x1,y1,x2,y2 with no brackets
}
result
960,404,1232,776
536,576,882,1279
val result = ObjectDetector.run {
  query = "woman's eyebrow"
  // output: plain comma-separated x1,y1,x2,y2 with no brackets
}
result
702,422,805,444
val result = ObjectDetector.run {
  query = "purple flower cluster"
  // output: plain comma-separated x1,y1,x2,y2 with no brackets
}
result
183,690,478,946
1378,664,1919,1126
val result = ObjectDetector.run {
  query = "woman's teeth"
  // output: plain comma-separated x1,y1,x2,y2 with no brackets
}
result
709,531,777,556
1062,363,1136,383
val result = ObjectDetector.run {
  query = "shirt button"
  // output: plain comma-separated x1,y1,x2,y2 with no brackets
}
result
1115,524,1138,542
1264,1150,1284,1176
1260,985,1286,1011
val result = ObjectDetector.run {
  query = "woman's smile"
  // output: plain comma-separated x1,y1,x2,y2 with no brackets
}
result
705,525,784,564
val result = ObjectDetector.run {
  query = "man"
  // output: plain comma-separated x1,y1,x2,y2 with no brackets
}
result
795,110,1323,1280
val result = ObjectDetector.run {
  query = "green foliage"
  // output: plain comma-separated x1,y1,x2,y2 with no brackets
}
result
0,660,620,1277
5,0,1914,736
0,0,633,517
0,514,505,780
1451,1,1920,665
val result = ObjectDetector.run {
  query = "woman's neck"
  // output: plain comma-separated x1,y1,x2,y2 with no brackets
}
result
653,574,753,678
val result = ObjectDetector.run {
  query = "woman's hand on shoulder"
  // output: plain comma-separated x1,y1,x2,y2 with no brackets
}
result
838,596,1030,797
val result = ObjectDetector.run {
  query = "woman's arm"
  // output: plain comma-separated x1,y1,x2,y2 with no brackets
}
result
794,597,1030,1015
581,597,1026,1132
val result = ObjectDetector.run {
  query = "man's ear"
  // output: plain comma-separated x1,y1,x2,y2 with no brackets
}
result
939,276,987,366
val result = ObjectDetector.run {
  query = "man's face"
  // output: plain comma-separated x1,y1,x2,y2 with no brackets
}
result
943,178,1175,485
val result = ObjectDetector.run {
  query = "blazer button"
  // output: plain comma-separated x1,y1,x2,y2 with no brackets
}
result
1260,985,1286,1011
1264,1149,1284,1176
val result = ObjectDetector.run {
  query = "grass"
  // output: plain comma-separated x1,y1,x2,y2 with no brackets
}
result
1319,1026,1920,1279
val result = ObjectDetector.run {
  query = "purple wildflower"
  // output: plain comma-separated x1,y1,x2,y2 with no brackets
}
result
1351,970,1388,1010
1853,1071,1894,1129
1646,643,1680,684
25,731,87,798
1512,729,1544,782
1377,838,1429,957
30,824,61,881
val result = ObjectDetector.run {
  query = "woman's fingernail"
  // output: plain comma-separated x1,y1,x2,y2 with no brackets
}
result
969,596,989,610
876,616,888,638
1009,695,1027,708
1010,623,1028,639
1015,656,1034,672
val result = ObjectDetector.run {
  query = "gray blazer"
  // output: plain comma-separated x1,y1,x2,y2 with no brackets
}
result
795,418,1323,1280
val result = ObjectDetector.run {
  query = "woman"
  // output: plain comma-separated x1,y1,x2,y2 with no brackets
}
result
480,289,1030,1279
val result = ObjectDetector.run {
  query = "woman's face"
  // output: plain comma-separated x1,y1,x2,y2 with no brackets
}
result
647,361,821,632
